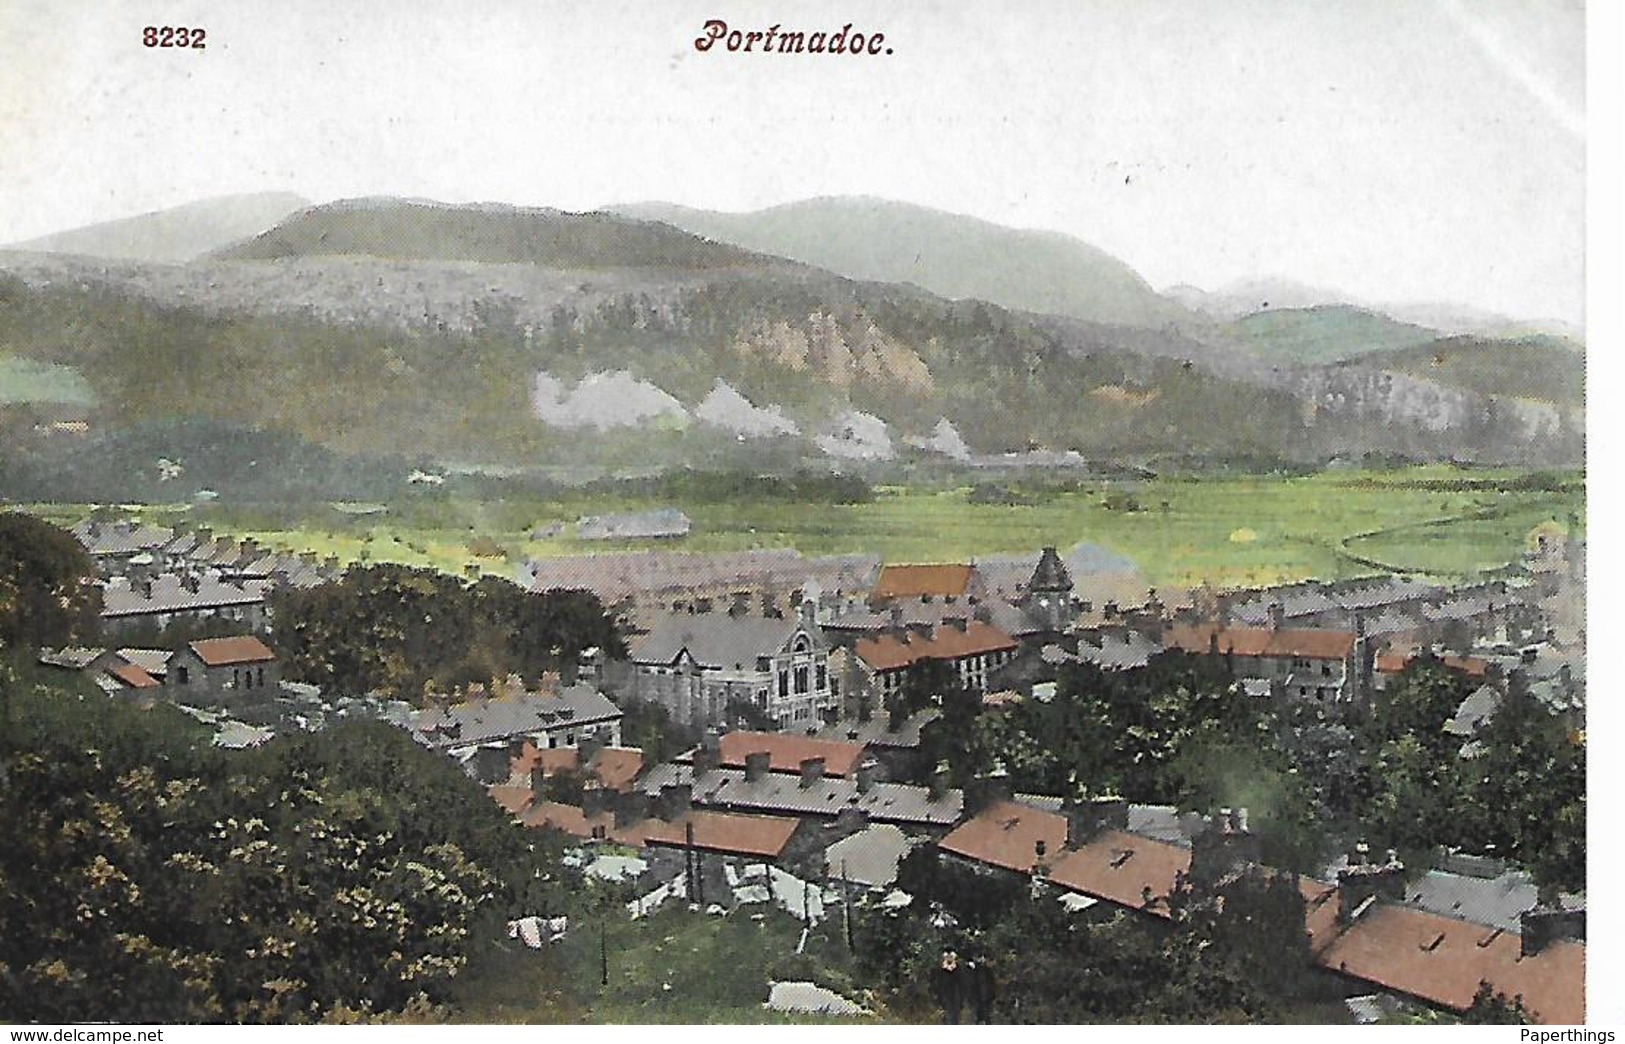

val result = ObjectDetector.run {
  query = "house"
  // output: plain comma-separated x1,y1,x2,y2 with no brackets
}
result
413,675,624,783
99,573,273,637
676,730,870,779
825,823,917,890
510,740,646,792
627,609,834,728
871,563,985,607
164,636,279,707
853,620,1019,701
1164,623,1365,704
521,800,803,863
521,548,880,630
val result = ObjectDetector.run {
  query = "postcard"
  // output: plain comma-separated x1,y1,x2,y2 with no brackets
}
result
0,0,1607,1030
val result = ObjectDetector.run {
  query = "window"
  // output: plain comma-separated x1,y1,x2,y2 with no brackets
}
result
816,664,827,690
177,666,189,685
1321,664,1333,677
779,671,789,699
234,668,241,689
794,666,809,694
257,667,265,686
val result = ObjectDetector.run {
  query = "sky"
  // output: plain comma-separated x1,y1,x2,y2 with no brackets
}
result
0,0,1595,326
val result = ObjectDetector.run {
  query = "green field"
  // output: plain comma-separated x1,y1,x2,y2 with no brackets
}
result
35,466,1582,592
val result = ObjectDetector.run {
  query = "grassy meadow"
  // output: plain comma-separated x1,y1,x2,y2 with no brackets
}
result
40,466,1582,593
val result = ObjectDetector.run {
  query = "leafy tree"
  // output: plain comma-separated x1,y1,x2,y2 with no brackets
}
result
0,512,102,653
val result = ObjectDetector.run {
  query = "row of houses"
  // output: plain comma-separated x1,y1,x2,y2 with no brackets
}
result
935,794,1585,1024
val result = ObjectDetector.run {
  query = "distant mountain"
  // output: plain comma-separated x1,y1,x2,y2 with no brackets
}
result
1164,277,1343,319
1220,306,1442,366
1168,277,1580,342
7,192,308,264
214,198,774,270
611,197,1198,330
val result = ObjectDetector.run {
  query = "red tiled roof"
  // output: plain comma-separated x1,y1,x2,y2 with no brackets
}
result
1165,625,1275,657
1300,878,1343,953
939,800,1069,874
1164,626,1354,660
512,741,581,779
107,662,160,689
1317,904,1583,1025
1047,829,1191,918
717,731,869,777
1376,651,1489,678
639,811,800,859
590,747,646,792
856,622,1018,673
521,800,616,840
188,635,276,666
874,564,975,600
488,785,535,817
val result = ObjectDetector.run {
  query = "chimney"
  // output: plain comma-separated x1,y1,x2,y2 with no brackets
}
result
1520,906,1584,957
964,765,1012,816
612,790,651,830
299,550,318,566
181,573,201,593
1189,807,1263,888
694,729,722,777
238,538,258,561
578,730,606,765
1269,602,1285,631
1335,852,1407,924
744,750,771,783
538,670,562,697
889,605,903,631
656,783,693,822
323,555,340,572
855,756,879,794
927,761,950,801
134,576,153,599
194,526,213,546
947,616,967,633
798,756,826,788
581,785,614,820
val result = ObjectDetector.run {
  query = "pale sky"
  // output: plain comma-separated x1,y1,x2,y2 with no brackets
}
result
0,0,1593,325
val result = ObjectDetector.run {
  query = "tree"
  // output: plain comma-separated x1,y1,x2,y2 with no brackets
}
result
0,512,102,654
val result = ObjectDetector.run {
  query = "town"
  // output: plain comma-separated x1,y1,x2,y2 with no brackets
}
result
3,505,1586,1023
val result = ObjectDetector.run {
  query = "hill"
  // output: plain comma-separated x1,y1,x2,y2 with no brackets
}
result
1221,305,1442,365
214,198,776,270
611,196,1198,330
1348,335,1585,408
7,192,308,263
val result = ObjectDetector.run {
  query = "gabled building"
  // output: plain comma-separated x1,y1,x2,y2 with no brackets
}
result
853,620,1019,701
165,636,279,707
871,563,985,607
626,609,834,728
1164,624,1366,704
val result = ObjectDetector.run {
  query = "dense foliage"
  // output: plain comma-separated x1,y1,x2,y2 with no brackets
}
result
853,847,1311,1023
271,566,624,702
0,512,102,652
0,674,576,1023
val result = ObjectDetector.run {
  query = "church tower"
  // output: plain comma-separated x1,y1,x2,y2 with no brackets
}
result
1023,546,1075,633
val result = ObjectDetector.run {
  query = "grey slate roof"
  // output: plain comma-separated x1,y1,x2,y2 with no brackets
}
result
72,521,174,557
816,709,940,749
100,574,271,617
413,684,622,748
825,824,917,889
1445,684,1502,737
38,646,107,670
640,764,963,826
629,613,809,669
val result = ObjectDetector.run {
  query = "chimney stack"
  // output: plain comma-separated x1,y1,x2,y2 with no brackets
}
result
581,785,614,820
694,729,722,777
1335,850,1407,924
1520,906,1585,958
656,783,693,822
1269,602,1285,631
855,756,879,795
744,750,771,783
798,756,826,788
927,762,951,801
